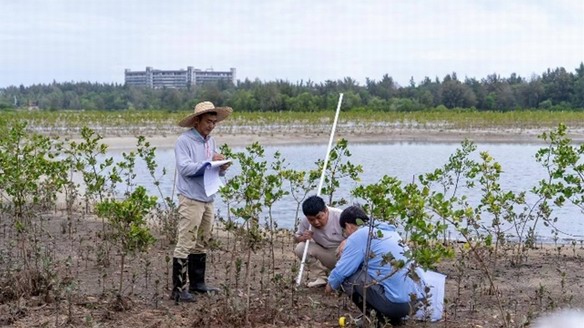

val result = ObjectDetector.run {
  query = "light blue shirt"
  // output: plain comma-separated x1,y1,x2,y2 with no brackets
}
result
175,128,221,202
328,222,424,303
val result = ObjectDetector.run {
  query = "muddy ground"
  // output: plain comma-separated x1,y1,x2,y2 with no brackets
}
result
1,209,583,328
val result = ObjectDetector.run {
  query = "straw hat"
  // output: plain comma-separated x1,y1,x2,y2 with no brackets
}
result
178,101,233,127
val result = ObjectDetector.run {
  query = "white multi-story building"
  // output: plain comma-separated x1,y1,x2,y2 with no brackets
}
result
124,67,236,88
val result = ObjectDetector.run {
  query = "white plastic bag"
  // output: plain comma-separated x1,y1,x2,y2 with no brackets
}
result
414,270,446,322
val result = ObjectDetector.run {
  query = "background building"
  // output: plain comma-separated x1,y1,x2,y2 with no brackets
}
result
124,67,236,88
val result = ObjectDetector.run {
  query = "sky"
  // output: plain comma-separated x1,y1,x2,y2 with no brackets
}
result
1,0,583,88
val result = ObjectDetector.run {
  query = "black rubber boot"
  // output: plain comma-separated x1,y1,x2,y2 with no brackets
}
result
188,253,220,294
171,258,196,304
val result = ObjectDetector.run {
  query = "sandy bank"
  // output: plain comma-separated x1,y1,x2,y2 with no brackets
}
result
99,127,584,150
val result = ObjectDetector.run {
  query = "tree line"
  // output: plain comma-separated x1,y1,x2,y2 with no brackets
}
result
1,63,583,112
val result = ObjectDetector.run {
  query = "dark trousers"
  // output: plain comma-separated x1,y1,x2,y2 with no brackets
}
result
341,270,411,324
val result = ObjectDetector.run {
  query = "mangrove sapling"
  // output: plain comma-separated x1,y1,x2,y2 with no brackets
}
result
61,176,81,236
95,186,157,296
152,278,161,308
48,254,77,326
505,196,552,266
520,133,560,253
280,168,319,231
441,150,518,326
66,127,120,215
135,136,179,244
135,136,167,199
317,138,363,207
0,121,69,220
140,255,153,291
557,268,574,305
163,254,171,291
220,142,267,229
473,151,520,269
262,151,289,279
116,150,138,195
36,141,71,214
534,124,584,238
451,249,471,320
421,139,478,244
71,128,146,278
219,142,270,324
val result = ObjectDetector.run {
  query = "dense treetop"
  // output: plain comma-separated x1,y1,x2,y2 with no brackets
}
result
1,64,583,112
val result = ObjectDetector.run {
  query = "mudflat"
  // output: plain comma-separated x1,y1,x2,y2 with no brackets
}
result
97,125,584,150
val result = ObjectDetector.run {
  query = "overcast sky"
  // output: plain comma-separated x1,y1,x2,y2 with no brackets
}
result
1,0,583,88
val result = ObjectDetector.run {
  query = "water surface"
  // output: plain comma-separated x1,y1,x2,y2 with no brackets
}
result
107,142,584,243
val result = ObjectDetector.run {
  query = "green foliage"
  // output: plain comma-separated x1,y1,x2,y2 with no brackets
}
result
66,127,120,207
220,142,270,233
317,139,363,207
279,166,319,230
350,130,577,279
117,150,138,194
135,136,178,244
419,139,546,267
220,139,362,230
96,186,157,294
96,187,157,254
535,123,584,213
352,175,454,269
0,121,69,218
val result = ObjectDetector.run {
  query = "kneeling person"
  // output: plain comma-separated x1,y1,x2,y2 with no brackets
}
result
325,206,425,325
294,195,344,287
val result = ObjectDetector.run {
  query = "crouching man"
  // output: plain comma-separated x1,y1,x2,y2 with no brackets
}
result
325,206,425,326
294,195,344,288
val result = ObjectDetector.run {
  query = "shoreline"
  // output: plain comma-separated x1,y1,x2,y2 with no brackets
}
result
98,127,581,150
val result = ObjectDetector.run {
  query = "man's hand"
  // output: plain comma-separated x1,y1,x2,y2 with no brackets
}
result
297,230,313,242
213,153,231,171
219,162,231,171
325,283,334,294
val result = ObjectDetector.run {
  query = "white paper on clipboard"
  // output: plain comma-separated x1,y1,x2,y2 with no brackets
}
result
203,160,231,196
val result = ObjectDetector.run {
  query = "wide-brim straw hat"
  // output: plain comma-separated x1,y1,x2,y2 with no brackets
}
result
178,101,233,127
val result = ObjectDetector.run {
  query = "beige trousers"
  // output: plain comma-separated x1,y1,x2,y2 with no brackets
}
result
294,241,338,279
173,195,214,259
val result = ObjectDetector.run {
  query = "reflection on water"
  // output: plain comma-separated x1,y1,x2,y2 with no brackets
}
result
106,142,584,242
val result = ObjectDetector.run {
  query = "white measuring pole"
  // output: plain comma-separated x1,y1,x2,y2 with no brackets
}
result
295,93,344,286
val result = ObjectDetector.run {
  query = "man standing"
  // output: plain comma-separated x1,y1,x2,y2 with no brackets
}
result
294,195,344,287
171,101,232,303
